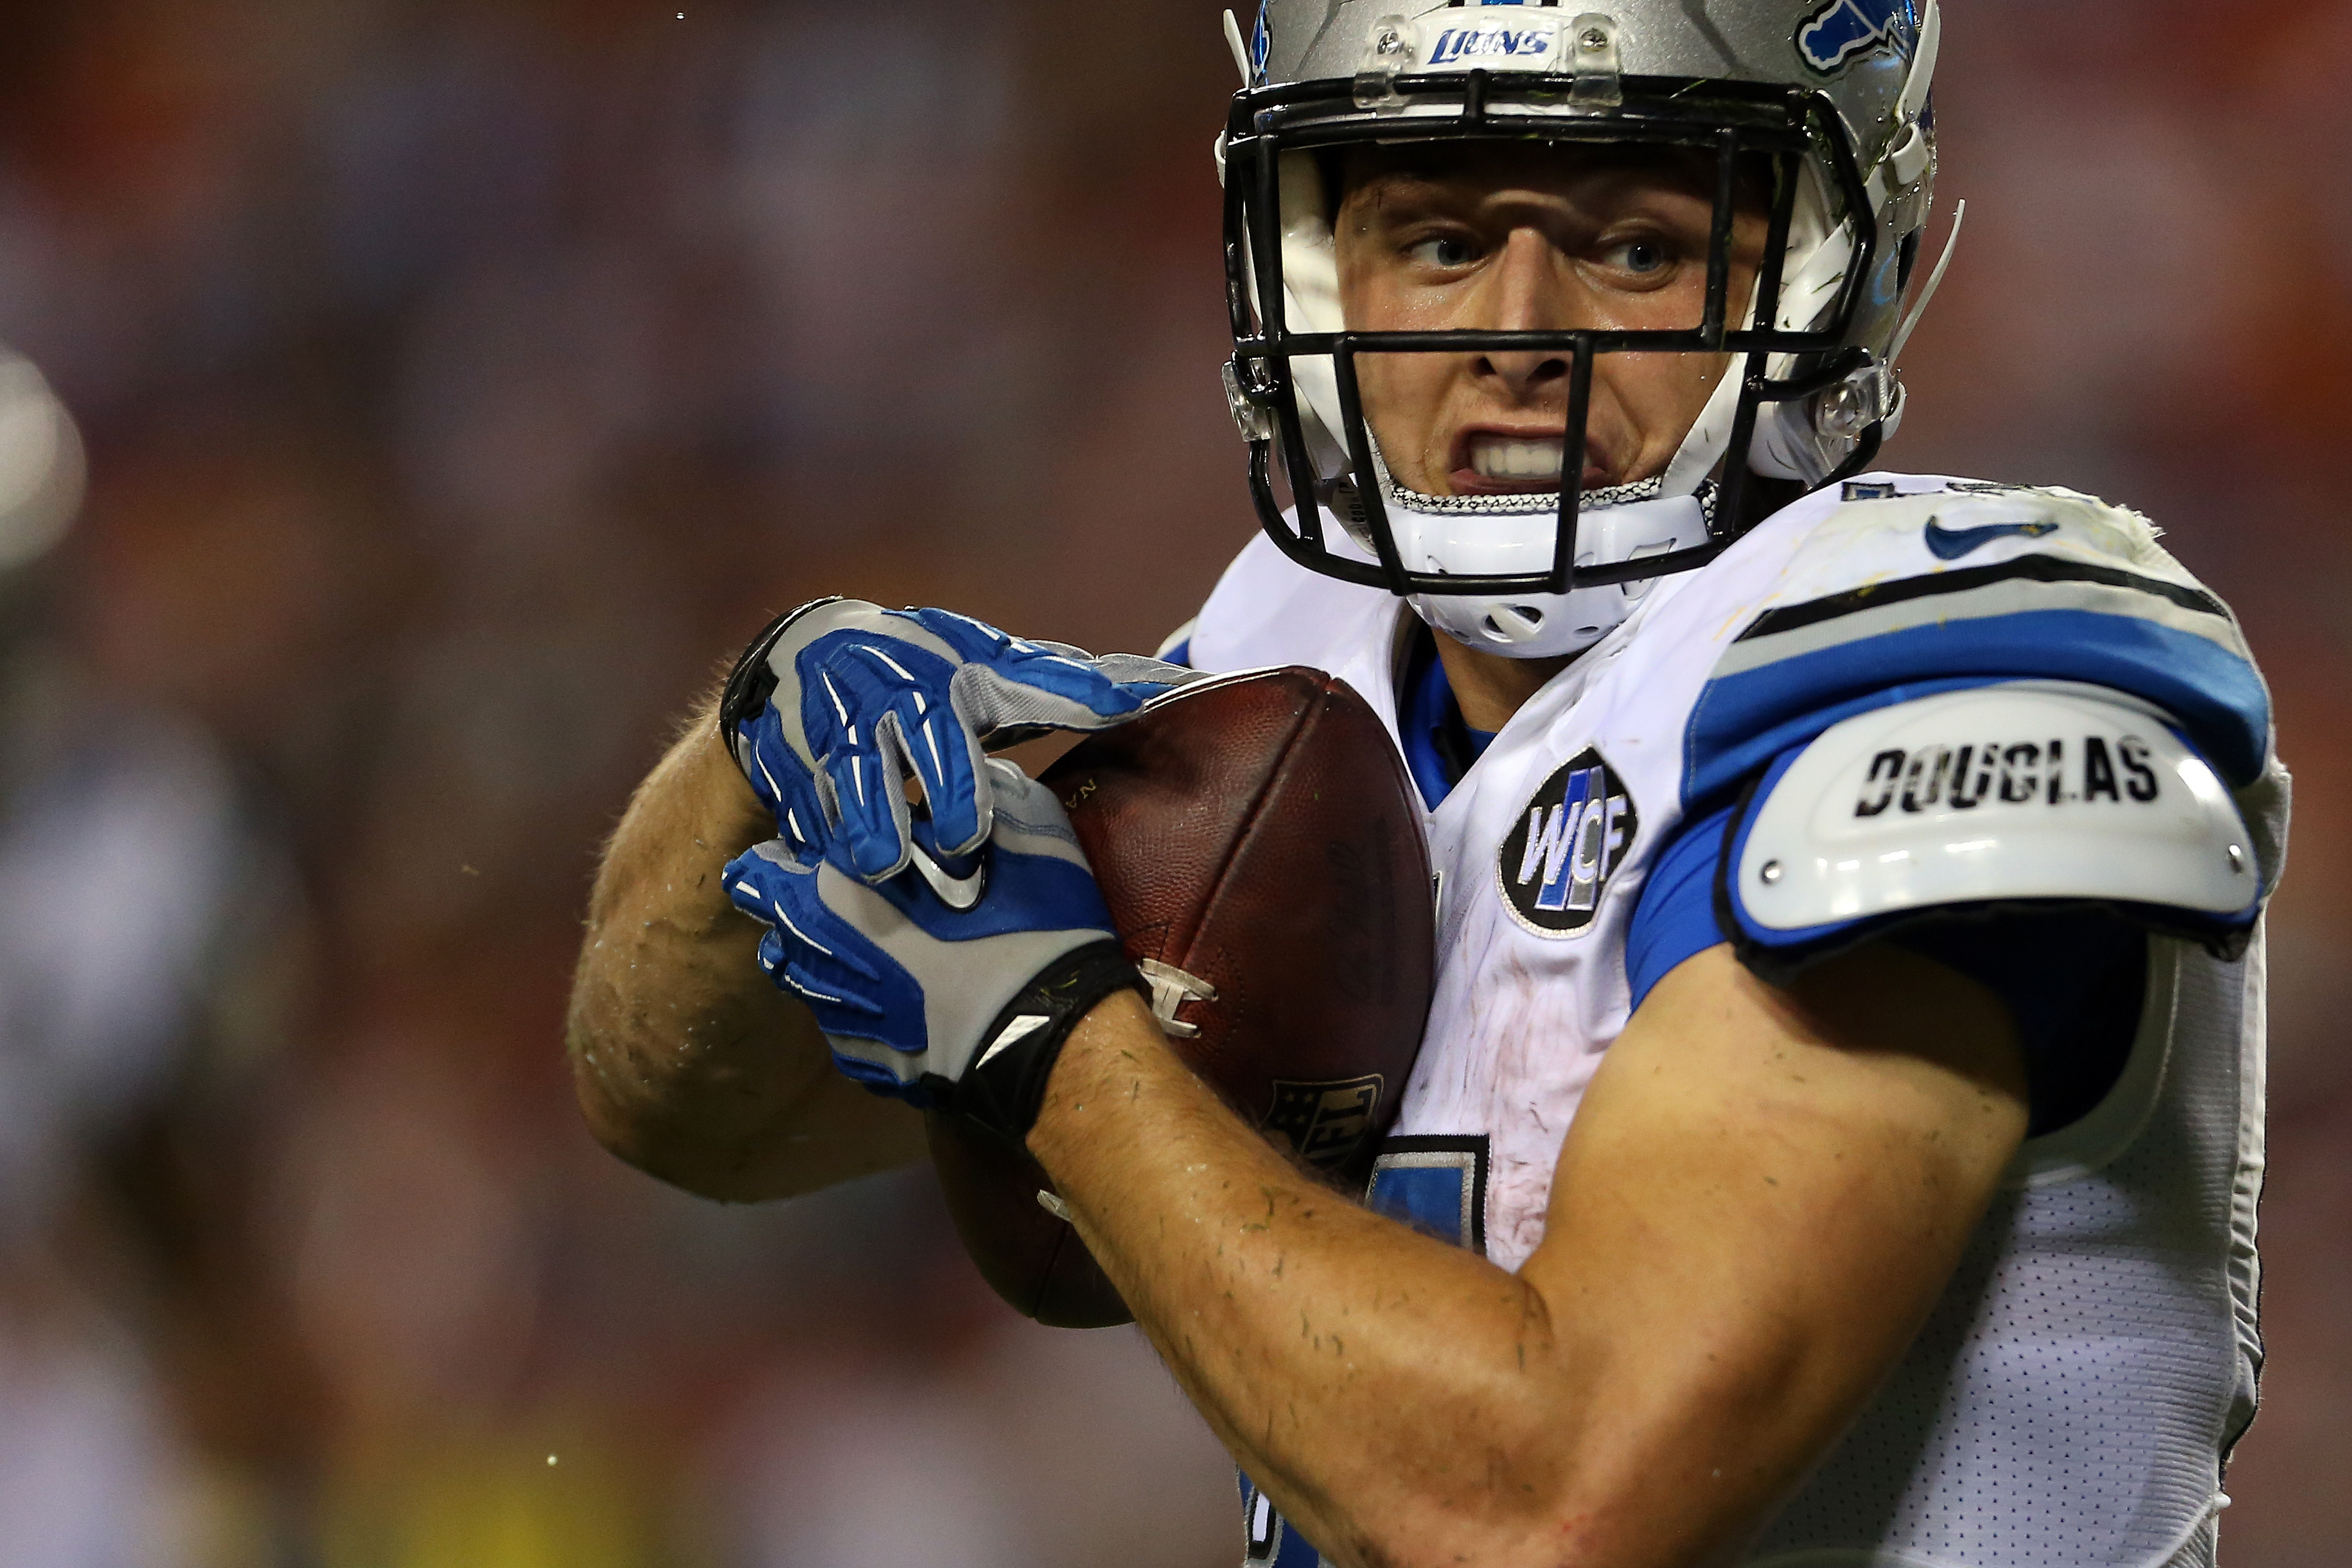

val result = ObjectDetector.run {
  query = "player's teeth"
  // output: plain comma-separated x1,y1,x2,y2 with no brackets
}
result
1468,436,1564,482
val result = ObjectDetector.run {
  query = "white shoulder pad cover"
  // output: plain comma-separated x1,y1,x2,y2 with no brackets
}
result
1737,681,2258,933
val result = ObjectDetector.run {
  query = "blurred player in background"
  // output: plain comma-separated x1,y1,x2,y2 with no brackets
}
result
0,348,309,1564
572,3,2281,1564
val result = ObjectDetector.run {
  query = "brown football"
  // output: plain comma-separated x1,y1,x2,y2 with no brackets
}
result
926,665,1437,1328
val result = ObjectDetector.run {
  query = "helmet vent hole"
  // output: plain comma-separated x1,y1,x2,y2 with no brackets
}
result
1512,604,1543,628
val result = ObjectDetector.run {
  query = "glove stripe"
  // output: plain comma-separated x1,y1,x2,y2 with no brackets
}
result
772,903,835,958
922,717,947,786
783,974,849,1007
858,644,916,682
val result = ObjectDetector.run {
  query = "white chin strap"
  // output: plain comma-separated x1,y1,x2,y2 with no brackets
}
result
1393,476,1713,658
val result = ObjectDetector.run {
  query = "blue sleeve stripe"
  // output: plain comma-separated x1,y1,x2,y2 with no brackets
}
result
1684,608,2271,808
1625,802,1737,1009
1160,639,1192,669
1716,574,2244,687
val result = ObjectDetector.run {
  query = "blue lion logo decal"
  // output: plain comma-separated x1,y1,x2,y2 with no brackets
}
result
1796,0,1918,74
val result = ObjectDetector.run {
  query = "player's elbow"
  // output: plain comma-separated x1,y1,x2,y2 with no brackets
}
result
562,1004,762,1202
565,1016,709,1194
1366,1494,1747,1568
565,985,926,1204
1297,1436,1618,1568
567,1056,783,1204
1336,1499,1665,1568
1331,1398,1781,1568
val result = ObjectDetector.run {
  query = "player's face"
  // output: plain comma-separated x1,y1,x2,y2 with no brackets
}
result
1333,143,1769,497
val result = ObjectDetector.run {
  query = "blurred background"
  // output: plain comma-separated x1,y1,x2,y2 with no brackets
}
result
0,0,2341,1564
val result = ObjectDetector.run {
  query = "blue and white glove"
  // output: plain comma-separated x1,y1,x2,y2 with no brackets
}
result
718,597,1197,886
725,759,1144,1140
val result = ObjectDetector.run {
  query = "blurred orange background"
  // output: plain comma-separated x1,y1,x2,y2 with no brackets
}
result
0,2,2342,1565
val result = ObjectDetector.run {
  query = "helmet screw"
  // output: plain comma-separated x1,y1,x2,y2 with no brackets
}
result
2228,845,2247,873
1580,28,1608,49
1817,378,1875,442
1760,860,1783,886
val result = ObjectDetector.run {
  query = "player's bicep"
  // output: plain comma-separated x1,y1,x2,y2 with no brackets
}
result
1517,941,2027,1552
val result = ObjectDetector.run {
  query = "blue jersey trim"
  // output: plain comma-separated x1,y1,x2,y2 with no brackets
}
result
1160,638,1192,669
1685,608,2271,810
1368,1163,1476,1246
1398,633,1496,811
1238,1473,1324,1567
1365,1135,1491,1254
1626,802,1737,1007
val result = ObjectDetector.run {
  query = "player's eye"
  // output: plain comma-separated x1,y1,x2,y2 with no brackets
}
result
1597,235,1673,278
1405,233,1482,271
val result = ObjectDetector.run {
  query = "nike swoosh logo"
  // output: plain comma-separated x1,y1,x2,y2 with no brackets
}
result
1923,516,2059,560
907,843,986,910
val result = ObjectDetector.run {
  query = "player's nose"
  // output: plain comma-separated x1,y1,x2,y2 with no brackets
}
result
1474,227,1578,396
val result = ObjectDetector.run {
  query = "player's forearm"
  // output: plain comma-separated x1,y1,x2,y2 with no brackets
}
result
1030,995,1593,1568
566,708,918,1200
1033,949,2029,1568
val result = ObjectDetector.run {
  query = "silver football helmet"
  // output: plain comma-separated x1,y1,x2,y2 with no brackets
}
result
1218,0,1951,657
0,350,82,579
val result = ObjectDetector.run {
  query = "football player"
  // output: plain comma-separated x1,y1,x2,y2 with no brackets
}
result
569,3,2280,1564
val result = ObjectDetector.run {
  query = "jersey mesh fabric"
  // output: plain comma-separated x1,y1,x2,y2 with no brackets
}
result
1744,938,2261,1568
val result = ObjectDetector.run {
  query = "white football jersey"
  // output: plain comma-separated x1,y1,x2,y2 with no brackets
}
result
1187,474,2281,1568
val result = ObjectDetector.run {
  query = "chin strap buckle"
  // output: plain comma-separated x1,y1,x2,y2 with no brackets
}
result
1816,360,1898,445
1222,360,1274,443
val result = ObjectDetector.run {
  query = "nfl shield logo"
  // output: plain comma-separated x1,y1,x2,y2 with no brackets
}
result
1260,1077,1384,1170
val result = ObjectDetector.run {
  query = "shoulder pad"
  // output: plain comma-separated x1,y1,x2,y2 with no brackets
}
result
1729,682,2261,951
1683,479,2270,808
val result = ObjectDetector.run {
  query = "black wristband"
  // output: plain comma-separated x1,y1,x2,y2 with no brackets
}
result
942,940,1148,1145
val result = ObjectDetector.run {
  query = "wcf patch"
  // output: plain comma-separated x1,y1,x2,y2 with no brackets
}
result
1497,749,1636,936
